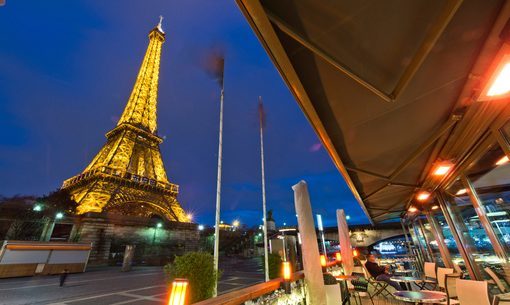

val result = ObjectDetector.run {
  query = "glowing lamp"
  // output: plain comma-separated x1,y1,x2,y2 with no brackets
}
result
352,249,359,257
479,53,510,101
282,261,292,294
335,252,342,262
33,204,42,212
320,254,327,267
432,161,453,176
496,155,509,166
168,278,188,305
157,222,163,228
416,191,431,202
282,261,292,280
456,189,467,196
55,212,64,219
431,205,439,210
186,213,193,222
408,206,418,213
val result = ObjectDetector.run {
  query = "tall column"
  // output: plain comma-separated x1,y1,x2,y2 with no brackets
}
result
337,209,354,275
293,181,326,305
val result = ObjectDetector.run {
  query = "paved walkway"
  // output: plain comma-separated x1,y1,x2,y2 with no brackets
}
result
0,257,264,305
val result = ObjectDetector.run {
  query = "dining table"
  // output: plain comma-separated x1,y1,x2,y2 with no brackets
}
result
335,274,359,305
393,290,447,304
390,275,422,291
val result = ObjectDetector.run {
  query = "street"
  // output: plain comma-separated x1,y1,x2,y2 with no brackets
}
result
0,257,264,305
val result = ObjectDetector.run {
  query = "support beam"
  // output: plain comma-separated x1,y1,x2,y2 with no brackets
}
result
293,181,326,305
266,11,392,102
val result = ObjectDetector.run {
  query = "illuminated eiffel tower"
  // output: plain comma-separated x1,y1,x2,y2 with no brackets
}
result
62,19,188,222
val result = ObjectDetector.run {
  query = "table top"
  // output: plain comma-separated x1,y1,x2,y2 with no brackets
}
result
394,269,414,273
390,276,421,282
334,275,359,281
393,291,447,303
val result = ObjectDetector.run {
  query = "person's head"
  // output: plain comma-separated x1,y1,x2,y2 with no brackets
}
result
367,253,376,263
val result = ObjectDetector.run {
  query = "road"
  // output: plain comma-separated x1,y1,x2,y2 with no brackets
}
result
0,257,264,305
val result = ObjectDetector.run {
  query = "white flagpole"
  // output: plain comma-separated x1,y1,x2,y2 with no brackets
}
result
259,96,269,282
213,79,224,297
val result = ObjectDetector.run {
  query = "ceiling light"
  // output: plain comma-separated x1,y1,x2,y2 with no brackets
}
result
431,205,439,210
456,189,467,195
479,52,510,101
408,206,418,213
496,155,509,166
416,191,431,202
433,161,453,176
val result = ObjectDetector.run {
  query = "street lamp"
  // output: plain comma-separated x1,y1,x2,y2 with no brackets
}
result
198,225,204,231
33,204,43,212
157,222,163,228
55,212,64,219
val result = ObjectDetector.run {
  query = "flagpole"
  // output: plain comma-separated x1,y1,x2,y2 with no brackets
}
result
259,96,269,282
213,71,224,297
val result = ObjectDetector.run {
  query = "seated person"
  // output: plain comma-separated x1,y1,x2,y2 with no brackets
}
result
365,253,406,291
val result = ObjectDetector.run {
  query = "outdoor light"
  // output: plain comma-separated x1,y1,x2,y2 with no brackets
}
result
33,204,42,212
456,189,467,196
496,155,509,166
335,252,342,262
198,225,204,231
232,220,240,228
186,213,193,222
431,205,439,210
352,249,359,257
416,191,431,202
479,52,510,101
282,261,292,294
346,215,351,220
55,212,64,219
432,161,453,176
320,254,327,267
168,278,188,305
408,206,418,213
157,222,163,228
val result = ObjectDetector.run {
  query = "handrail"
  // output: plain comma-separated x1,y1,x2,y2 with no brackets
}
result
192,272,304,305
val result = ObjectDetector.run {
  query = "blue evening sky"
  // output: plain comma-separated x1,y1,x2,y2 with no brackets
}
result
0,0,369,227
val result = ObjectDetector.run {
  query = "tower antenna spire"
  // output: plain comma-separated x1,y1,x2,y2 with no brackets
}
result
157,15,164,33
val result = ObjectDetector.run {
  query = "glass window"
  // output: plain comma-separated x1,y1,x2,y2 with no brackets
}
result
444,179,503,280
431,208,468,274
466,143,510,255
418,216,444,266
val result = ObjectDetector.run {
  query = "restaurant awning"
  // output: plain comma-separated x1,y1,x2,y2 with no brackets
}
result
236,0,510,223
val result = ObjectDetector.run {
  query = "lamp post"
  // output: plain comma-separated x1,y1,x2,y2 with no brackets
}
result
282,261,292,294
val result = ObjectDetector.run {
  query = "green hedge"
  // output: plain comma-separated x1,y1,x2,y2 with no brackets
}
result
164,252,220,303
267,253,282,279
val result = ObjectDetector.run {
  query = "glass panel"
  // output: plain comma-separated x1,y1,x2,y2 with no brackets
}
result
501,119,510,143
418,216,444,266
466,144,510,255
431,207,468,274
445,179,502,280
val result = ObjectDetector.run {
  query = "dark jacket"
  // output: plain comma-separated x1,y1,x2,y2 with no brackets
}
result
365,261,386,278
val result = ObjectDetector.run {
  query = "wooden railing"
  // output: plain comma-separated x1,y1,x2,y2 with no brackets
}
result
192,272,304,305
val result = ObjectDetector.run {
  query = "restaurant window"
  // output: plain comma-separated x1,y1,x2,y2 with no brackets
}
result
417,216,444,266
445,178,504,280
500,119,510,144
466,143,510,255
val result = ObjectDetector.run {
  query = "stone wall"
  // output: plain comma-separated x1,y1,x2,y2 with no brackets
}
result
72,213,199,266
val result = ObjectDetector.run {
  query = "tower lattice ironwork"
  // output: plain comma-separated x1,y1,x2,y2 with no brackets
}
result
62,20,189,222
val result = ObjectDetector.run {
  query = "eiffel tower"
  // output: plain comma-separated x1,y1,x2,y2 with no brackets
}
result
62,19,188,222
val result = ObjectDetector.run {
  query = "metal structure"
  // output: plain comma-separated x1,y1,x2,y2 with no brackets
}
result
61,19,188,222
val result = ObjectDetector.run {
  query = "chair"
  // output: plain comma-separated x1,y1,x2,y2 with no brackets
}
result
351,272,374,305
456,278,491,305
438,273,461,305
437,268,454,291
485,267,508,294
362,262,392,298
417,262,437,289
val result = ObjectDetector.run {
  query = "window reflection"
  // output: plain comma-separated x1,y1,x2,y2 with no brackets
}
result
445,179,500,280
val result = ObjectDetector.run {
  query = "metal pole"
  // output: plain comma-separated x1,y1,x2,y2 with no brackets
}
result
317,214,327,256
259,96,269,282
213,86,224,297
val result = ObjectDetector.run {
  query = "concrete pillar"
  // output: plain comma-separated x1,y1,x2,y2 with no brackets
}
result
337,209,354,275
122,245,136,272
293,181,326,305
